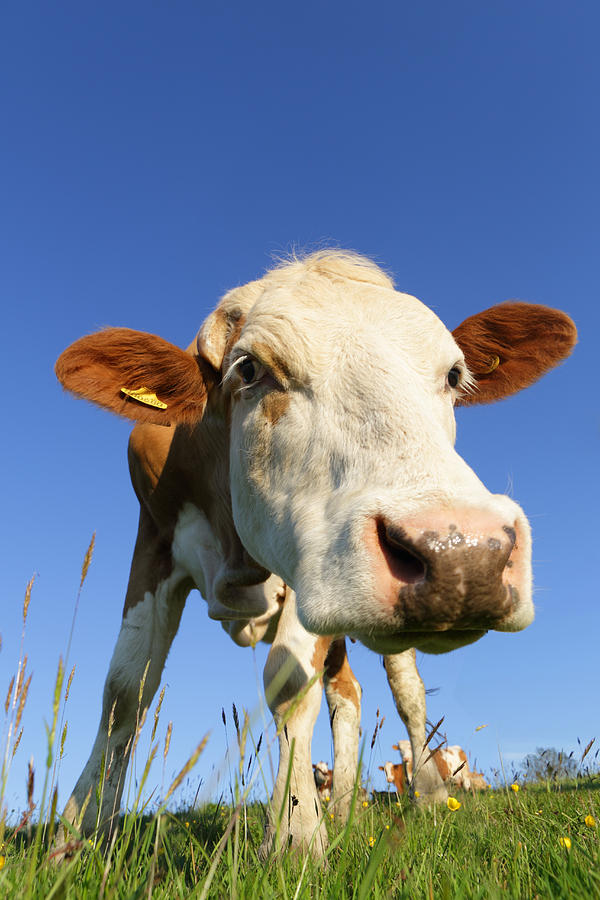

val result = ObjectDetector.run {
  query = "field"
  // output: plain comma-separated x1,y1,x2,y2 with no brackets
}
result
0,778,599,898
2,565,599,898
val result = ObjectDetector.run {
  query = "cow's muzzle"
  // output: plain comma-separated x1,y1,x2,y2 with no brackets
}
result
365,506,532,635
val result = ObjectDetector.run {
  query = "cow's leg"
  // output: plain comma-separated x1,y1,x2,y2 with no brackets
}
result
59,514,190,843
323,638,362,822
383,649,447,803
259,591,329,858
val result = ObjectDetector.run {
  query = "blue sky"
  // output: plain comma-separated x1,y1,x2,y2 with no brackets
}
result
1,1,598,814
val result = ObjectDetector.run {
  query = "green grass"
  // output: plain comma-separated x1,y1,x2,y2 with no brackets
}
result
1,780,599,898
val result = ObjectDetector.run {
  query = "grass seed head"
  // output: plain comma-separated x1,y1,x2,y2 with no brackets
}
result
164,721,173,761
65,665,76,702
12,728,23,758
152,686,166,742
79,533,95,591
23,576,35,624
4,676,15,715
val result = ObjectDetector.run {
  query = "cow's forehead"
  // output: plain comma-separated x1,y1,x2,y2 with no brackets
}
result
238,282,460,386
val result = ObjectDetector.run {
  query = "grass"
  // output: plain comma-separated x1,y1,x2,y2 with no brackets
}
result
1,781,599,898
2,548,599,898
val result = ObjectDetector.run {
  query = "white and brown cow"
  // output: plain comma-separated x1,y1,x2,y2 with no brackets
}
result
392,740,488,792
313,761,333,797
379,760,406,795
55,250,575,855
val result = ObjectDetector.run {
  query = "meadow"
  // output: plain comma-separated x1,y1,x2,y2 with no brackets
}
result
2,554,599,899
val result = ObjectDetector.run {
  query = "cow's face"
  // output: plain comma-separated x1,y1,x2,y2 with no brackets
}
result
221,270,532,653
55,252,576,655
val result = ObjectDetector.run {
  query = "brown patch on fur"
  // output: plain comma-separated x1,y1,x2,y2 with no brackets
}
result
311,636,333,676
128,422,175,494
56,327,215,426
124,393,268,616
122,508,178,615
323,638,361,710
261,391,291,426
252,341,294,386
433,750,451,782
453,302,577,406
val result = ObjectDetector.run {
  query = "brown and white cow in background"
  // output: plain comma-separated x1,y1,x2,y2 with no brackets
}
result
392,740,489,792
55,251,575,856
380,760,406,795
313,761,333,798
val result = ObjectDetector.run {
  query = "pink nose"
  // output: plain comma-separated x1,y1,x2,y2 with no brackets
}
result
366,508,527,631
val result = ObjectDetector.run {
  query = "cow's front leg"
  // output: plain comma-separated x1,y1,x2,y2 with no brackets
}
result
59,521,189,845
260,591,329,859
323,638,362,823
384,649,447,803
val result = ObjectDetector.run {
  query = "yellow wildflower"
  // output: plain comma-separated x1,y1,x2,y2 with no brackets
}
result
510,783,519,793
395,801,401,807
447,797,461,811
559,837,571,850
323,795,330,803
329,813,334,820
414,790,420,798
185,821,190,828
385,824,390,830
362,800,369,808
368,836,376,847
0,855,5,870
585,815,596,828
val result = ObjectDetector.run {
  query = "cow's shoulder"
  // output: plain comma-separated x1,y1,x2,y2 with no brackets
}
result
128,422,204,535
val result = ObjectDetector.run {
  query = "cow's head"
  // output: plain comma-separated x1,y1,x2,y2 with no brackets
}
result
55,252,576,654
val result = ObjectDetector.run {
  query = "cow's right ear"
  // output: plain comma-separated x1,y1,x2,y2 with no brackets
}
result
55,327,215,426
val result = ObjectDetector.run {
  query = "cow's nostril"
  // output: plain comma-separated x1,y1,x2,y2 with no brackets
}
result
377,520,427,585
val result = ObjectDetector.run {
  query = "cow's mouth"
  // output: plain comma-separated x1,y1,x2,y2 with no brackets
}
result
396,628,488,654
357,627,488,655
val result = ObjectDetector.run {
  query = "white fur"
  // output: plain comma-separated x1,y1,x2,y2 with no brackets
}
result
223,252,533,652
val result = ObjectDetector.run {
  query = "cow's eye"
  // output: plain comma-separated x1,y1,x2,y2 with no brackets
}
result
239,358,257,384
447,367,462,390
236,355,266,388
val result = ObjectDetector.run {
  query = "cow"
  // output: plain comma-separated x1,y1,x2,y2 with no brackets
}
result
393,740,488,791
313,761,333,797
380,761,406,795
54,250,576,856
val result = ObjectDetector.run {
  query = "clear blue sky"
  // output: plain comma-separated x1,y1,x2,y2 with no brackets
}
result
2,0,598,815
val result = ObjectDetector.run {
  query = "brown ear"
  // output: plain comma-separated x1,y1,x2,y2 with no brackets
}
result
55,327,215,426
452,302,577,406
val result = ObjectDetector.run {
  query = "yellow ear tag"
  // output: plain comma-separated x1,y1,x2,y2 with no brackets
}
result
482,355,500,374
121,386,168,409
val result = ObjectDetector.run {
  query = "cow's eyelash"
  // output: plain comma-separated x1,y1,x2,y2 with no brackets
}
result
222,355,250,385
448,364,476,398
223,354,268,393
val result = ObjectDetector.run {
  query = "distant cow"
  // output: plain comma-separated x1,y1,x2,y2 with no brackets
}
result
313,761,333,796
392,741,488,791
380,761,406,795
55,250,575,856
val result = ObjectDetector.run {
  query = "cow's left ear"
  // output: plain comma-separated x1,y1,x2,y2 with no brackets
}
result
452,302,577,406
56,327,215,426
